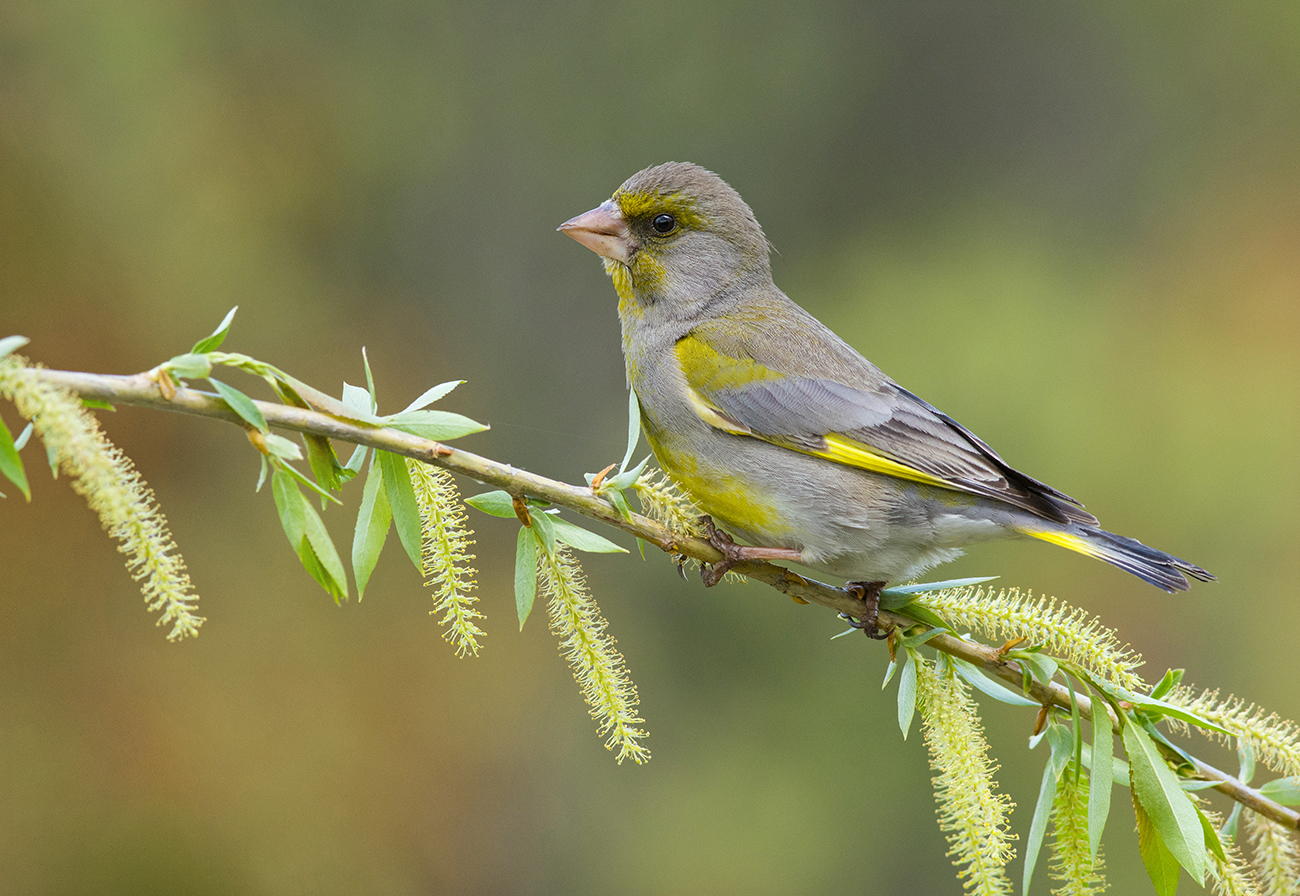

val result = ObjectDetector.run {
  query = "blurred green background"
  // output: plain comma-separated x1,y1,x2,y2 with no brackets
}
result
2,1,1298,893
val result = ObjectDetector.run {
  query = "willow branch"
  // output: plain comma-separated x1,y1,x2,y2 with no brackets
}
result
27,367,1300,831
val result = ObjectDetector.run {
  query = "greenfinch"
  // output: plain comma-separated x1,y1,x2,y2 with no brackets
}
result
560,162,1213,607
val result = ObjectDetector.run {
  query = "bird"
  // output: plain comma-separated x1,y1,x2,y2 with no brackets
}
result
559,162,1212,631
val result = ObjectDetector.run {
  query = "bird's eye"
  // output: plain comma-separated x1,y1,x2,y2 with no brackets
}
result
651,213,677,234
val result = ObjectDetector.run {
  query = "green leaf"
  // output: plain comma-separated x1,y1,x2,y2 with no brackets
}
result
0,335,31,360
256,455,269,491
1089,697,1114,861
1220,803,1242,842
400,380,463,412
377,450,422,571
881,658,898,688
12,422,32,451
1150,668,1184,700
1024,724,1073,896
384,409,487,441
340,382,379,421
949,657,1038,706
0,415,31,501
1081,742,1130,788
166,352,214,379
299,490,348,603
879,576,998,600
897,650,918,741
530,509,557,556
271,469,347,602
515,527,539,630
362,347,377,403
1134,795,1183,896
342,444,367,475
303,432,344,496
551,516,627,553
1237,742,1256,786
602,455,650,491
1195,805,1228,866
1118,690,1232,735
607,487,634,522
81,398,115,411
209,377,268,432
620,388,641,474
1258,776,1300,806
351,457,391,600
262,433,303,461
466,490,517,518
191,305,238,353
1014,651,1059,687
1124,719,1207,885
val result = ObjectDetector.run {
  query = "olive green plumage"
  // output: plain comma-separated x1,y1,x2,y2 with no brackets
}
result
560,162,1213,592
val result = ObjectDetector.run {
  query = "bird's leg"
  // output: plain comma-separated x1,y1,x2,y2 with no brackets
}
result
698,515,803,587
845,580,891,640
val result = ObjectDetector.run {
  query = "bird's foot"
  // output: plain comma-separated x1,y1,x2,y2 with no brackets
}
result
698,515,802,587
845,580,892,639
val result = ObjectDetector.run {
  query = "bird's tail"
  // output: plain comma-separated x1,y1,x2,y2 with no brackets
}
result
1025,524,1215,592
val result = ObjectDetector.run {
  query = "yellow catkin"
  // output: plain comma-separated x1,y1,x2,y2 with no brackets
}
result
917,586,1144,691
406,458,483,657
1164,687,1300,779
1199,806,1263,896
915,658,1016,895
538,545,649,764
0,357,203,640
1050,764,1107,896
633,468,705,538
1244,809,1300,896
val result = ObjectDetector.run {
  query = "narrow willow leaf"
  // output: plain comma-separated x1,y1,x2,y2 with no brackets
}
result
1220,802,1243,842
1151,668,1185,701
466,490,517,518
303,432,344,496
378,449,422,570
0,335,31,360
897,650,918,740
1015,651,1059,686
191,305,238,353
1134,795,1183,896
0,414,30,500
272,469,347,602
607,488,634,522
80,398,115,411
384,409,487,441
879,576,998,600
1237,742,1256,786
1023,725,1073,896
530,509,557,556
351,458,391,600
881,658,898,688
343,444,367,475
209,377,268,432
551,517,627,553
1258,776,1300,805
1089,696,1114,861
949,656,1038,706
164,352,213,379
340,382,379,421
1124,719,1208,884
262,432,303,461
299,491,348,603
515,527,538,630
620,388,640,473
1118,690,1233,735
13,422,32,450
400,380,463,413
1195,805,1228,866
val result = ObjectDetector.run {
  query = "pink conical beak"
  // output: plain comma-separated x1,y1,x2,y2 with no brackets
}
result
558,199,633,265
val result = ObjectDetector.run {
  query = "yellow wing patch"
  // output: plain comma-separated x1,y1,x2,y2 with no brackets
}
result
1024,529,1105,560
810,434,958,491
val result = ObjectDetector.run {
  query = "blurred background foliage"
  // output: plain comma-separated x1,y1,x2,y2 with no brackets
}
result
2,1,1298,893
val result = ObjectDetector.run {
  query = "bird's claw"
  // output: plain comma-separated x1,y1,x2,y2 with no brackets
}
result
845,580,891,639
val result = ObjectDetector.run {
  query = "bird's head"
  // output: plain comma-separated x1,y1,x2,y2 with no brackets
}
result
559,162,771,313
